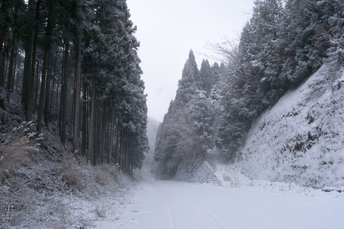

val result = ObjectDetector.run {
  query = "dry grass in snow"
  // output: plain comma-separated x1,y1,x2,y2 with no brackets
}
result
0,121,134,229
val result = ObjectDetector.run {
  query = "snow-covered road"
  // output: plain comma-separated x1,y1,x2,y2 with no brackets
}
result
98,181,344,229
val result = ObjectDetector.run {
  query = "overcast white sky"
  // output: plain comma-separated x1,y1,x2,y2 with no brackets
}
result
127,0,254,122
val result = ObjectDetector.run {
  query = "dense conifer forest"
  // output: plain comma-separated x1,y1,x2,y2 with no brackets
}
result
0,0,148,173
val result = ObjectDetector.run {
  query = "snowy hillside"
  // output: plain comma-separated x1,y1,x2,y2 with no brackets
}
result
237,64,344,188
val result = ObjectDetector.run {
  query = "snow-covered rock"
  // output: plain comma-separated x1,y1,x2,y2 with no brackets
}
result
238,64,344,188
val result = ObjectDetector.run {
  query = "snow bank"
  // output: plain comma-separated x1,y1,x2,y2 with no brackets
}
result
237,64,344,188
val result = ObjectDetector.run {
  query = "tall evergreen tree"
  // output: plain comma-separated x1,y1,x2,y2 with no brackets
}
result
175,50,200,104
199,59,213,94
155,52,221,179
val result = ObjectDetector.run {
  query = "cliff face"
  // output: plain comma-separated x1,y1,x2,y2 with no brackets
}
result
238,64,344,188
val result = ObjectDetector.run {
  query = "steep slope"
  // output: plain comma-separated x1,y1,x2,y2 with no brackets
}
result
237,63,344,188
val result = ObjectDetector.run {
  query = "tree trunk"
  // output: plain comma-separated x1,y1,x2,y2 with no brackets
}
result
120,128,125,171
61,42,69,145
81,82,88,157
0,0,9,111
125,144,129,174
22,45,32,117
7,42,16,101
101,110,105,164
88,81,97,165
46,48,58,127
37,0,55,132
94,104,99,166
37,49,49,132
107,109,114,164
14,44,19,93
115,122,120,164
0,50,5,112
34,59,40,113
73,38,82,154
44,50,53,128
27,0,41,121
52,70,57,114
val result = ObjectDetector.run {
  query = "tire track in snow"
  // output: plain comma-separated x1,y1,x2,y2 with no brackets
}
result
170,187,226,229
148,182,177,229
173,185,244,229
153,181,229,229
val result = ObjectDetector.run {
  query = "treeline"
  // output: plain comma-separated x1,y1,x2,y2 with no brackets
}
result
155,51,226,179
0,0,148,173
154,0,344,179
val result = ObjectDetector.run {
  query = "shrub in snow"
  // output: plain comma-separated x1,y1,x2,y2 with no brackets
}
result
0,122,42,173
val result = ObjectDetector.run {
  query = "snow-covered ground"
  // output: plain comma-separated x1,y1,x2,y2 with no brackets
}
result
96,178,344,229
96,163,344,229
